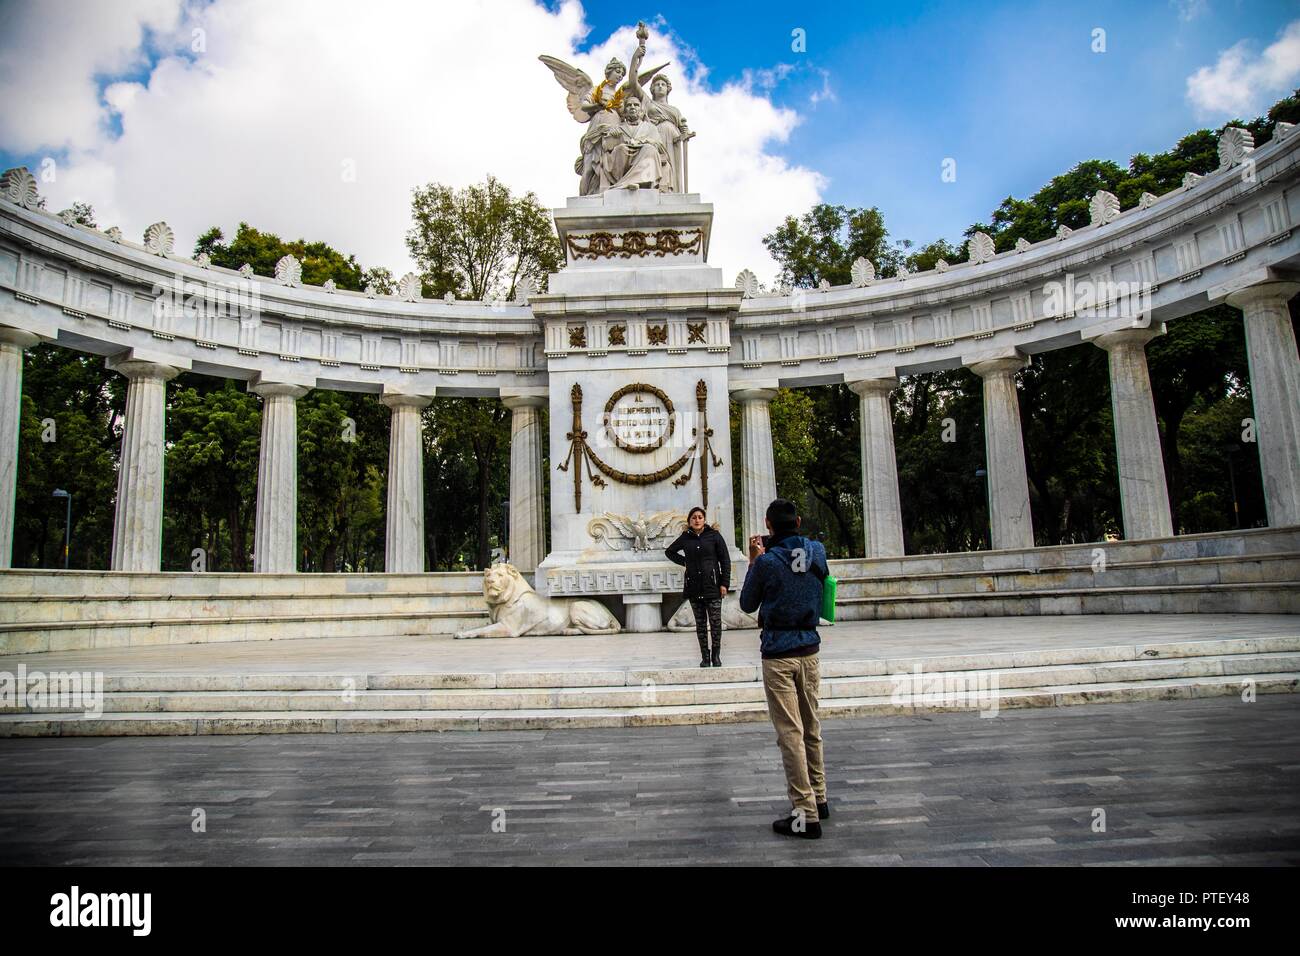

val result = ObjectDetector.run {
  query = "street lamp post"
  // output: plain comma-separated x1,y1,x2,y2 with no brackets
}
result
1223,445,1241,529
975,467,989,550
51,488,71,569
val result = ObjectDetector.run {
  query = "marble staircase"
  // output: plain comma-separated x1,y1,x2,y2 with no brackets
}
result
830,526,1300,619
2,633,1294,736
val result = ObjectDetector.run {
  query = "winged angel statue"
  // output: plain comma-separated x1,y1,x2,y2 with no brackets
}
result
540,22,693,195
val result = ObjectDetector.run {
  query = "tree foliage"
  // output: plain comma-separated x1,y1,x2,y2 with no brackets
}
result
406,176,562,301
195,222,367,290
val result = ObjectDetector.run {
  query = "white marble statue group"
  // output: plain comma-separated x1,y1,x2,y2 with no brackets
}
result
540,20,693,195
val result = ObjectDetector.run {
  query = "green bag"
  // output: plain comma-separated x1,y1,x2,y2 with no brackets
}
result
820,573,837,623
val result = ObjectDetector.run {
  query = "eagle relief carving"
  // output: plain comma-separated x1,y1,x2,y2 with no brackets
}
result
588,511,687,551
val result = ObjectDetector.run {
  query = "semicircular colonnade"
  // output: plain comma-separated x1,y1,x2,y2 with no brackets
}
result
0,122,1298,619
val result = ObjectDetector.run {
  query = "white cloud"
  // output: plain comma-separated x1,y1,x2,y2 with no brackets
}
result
0,0,181,151
1186,19,1300,118
1,0,823,285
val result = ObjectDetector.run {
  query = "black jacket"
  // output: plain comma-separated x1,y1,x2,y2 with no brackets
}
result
665,526,731,601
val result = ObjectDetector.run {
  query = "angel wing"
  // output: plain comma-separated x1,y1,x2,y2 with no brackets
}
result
539,55,595,123
637,62,670,86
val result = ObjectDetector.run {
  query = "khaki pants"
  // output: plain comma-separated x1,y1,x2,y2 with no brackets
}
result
761,653,825,822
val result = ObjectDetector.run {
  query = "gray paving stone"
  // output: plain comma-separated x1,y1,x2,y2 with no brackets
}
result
0,695,1296,865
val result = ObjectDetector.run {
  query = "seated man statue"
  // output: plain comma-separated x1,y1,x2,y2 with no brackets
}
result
601,95,672,192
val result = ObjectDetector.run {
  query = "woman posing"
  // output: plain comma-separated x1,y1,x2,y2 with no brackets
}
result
665,507,731,667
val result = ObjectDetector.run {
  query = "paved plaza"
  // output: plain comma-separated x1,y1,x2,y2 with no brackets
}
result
2,693,1297,866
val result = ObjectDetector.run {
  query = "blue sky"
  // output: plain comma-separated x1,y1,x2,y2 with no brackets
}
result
574,0,1300,248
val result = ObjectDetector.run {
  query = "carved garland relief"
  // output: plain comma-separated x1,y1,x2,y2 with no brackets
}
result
566,228,704,260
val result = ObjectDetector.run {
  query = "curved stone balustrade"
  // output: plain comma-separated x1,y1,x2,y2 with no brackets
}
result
730,122,1300,387
0,125,1294,398
0,191,541,397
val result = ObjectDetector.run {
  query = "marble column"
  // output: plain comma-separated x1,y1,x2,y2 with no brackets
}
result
848,377,905,557
731,388,778,543
250,382,309,572
107,355,180,572
971,355,1035,551
502,395,547,571
0,327,40,569
382,392,432,573
1090,328,1173,539
1226,282,1300,527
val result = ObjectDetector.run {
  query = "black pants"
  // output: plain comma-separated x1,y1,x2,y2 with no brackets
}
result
690,598,723,647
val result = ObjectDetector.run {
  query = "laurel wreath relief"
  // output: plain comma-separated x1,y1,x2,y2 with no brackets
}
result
557,380,722,511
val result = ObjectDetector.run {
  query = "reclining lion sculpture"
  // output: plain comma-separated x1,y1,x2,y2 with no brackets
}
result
454,563,621,639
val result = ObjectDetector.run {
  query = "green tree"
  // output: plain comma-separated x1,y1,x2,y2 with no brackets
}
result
164,378,261,570
13,345,121,568
195,223,370,290
56,201,97,228
762,204,903,288
297,391,388,571
426,398,510,569
406,175,562,300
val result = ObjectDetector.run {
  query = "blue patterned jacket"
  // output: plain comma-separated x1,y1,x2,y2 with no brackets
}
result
738,534,827,658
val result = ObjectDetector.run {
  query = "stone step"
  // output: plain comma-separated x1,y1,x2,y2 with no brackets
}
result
0,589,489,626
4,642,1295,712
1,672,1294,736
832,552,1299,594
0,569,485,600
835,581,1300,619
0,608,491,655
826,525,1300,579
10,634,1296,694
13,650,1292,715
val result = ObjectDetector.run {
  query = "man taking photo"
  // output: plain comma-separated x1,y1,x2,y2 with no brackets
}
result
738,498,829,840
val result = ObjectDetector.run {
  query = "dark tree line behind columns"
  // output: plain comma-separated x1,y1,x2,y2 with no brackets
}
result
749,91,1299,557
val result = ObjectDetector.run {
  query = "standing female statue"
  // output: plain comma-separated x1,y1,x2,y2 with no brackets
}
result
628,71,691,193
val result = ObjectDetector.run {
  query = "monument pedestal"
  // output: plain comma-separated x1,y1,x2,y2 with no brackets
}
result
622,592,664,632
531,189,745,632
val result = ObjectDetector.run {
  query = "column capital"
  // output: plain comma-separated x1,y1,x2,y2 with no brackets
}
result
1088,324,1165,352
1225,280,1300,311
970,354,1028,379
105,355,181,383
847,376,898,397
249,381,310,400
380,391,433,410
730,387,778,404
0,325,42,349
501,393,548,411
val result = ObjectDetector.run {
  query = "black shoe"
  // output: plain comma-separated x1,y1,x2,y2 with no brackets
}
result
710,641,722,668
698,637,710,668
772,814,822,839
817,801,829,820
